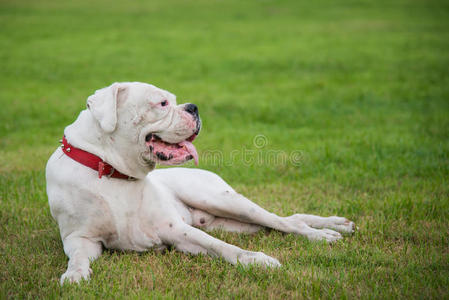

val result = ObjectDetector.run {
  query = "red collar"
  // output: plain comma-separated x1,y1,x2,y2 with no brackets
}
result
61,136,136,180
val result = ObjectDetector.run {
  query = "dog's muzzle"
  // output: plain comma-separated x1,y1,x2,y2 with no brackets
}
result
185,103,201,135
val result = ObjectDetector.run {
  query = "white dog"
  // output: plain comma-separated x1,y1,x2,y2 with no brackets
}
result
46,82,355,285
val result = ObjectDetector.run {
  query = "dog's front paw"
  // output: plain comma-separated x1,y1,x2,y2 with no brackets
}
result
60,267,92,285
307,228,342,243
237,251,281,268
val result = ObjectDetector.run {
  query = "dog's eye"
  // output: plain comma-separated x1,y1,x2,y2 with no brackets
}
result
161,100,168,107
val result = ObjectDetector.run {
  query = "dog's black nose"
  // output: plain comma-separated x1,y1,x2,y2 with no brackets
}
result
185,103,199,117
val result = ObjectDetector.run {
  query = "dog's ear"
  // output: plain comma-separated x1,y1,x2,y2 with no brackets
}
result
87,82,127,133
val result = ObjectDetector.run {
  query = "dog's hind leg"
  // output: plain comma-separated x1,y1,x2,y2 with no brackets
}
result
190,191,343,242
154,168,351,242
190,208,262,233
59,236,102,285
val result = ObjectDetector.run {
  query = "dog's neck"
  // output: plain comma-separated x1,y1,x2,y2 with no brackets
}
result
64,109,154,179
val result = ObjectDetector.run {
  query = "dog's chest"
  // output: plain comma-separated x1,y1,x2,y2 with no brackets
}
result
90,183,163,251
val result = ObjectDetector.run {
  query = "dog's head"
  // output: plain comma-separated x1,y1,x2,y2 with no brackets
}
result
87,82,200,170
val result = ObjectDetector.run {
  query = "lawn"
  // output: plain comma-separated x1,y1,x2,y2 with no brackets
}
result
1,0,448,298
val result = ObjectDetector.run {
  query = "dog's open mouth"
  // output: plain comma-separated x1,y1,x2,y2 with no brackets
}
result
145,133,198,165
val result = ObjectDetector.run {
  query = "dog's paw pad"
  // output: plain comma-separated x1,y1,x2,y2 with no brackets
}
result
308,228,342,243
324,217,356,234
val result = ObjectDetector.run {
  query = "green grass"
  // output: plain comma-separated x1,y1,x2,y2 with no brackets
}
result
1,0,448,298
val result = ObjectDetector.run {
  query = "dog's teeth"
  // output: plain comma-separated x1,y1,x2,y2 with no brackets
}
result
156,152,169,161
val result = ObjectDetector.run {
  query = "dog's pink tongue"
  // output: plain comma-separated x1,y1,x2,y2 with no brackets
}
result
179,141,199,165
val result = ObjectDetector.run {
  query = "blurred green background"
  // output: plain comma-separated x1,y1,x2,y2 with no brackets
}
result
1,0,448,298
